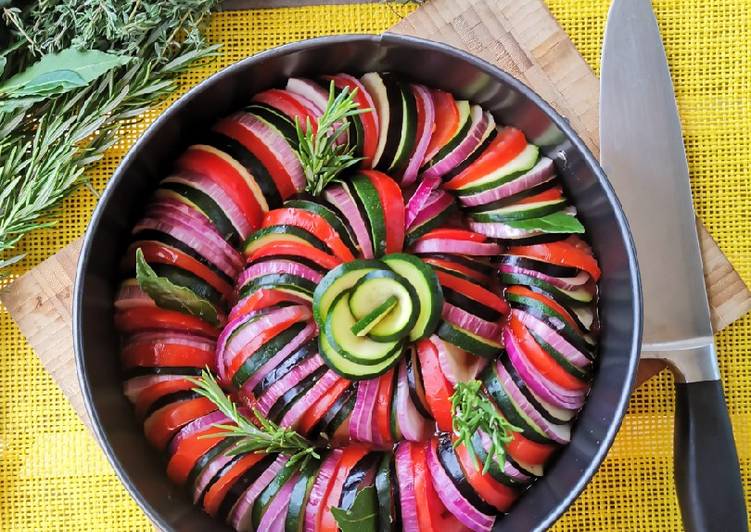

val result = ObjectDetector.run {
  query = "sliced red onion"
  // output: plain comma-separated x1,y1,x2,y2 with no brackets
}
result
396,361,432,441
115,282,155,310
498,263,591,290
123,374,186,403
405,175,441,227
503,327,585,410
216,306,272,383
162,171,253,240
242,321,317,393
257,470,299,532
468,220,543,240
230,454,289,530
255,354,324,416
515,309,591,368
323,183,373,258
477,429,531,483
458,158,555,207
432,334,485,385
231,111,305,191
286,90,323,117
334,73,379,133
192,453,234,503
412,237,501,257
281,370,341,429
496,359,571,444
395,442,420,531
426,438,495,531
237,259,322,288
349,377,380,443
304,449,342,532
421,106,493,180
286,78,328,114
168,410,229,455
407,190,454,231
402,84,436,186
442,303,502,340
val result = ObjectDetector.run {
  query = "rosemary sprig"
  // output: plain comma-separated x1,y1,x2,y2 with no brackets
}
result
295,80,368,196
187,369,320,468
451,379,521,474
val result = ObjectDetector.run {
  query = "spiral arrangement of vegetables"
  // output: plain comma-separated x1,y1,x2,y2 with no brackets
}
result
114,72,600,531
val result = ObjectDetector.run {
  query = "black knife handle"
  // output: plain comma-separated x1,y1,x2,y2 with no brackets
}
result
675,380,748,531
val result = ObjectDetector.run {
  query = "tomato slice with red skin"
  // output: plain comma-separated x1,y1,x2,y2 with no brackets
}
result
144,397,216,450
228,288,308,322
329,75,379,166
115,307,219,338
444,127,528,190
425,90,460,159
454,440,519,512
507,429,557,466
416,339,453,431
416,228,487,243
247,241,342,270
435,270,509,315
131,241,234,302
515,185,563,205
319,445,371,532
253,88,317,131
134,379,196,418
177,146,264,229
508,315,587,391
507,237,601,282
262,208,356,262
121,342,215,371
167,425,227,486
297,377,351,435
360,170,405,254
373,368,396,446
413,442,471,531
422,257,489,283
506,285,582,332
203,453,266,517
214,117,297,200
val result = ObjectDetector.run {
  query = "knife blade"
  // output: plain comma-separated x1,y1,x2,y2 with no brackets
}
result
600,0,747,529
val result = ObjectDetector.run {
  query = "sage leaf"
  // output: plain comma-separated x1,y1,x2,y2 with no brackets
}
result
331,486,378,532
0,48,132,98
135,248,219,326
503,211,585,233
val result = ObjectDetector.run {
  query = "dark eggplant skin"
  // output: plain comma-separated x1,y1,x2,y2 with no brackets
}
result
266,366,327,423
436,433,498,516
196,455,243,509
124,366,202,380
251,340,317,398
309,384,356,440
443,286,504,322
338,452,380,510
405,345,433,419
144,390,202,419
216,453,278,523
185,439,235,495
499,255,580,278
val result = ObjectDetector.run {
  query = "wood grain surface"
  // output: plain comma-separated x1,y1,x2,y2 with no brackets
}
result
2,0,749,425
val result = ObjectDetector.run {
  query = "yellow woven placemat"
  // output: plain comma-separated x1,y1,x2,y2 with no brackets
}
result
1,2,749,530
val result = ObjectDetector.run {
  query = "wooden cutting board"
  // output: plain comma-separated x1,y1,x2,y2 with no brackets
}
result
2,0,750,429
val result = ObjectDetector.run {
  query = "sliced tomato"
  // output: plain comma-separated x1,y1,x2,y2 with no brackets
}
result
416,339,453,431
177,146,264,229
425,90,460,159
134,379,195,418
115,307,219,338
262,208,355,262
253,88,317,130
507,236,601,282
434,270,509,315
422,257,489,283
454,440,519,512
444,127,528,190
214,117,297,200
414,442,471,531
506,285,581,332
247,241,342,270
416,228,487,243
228,288,308,322
508,314,587,391
507,430,556,466
373,369,396,446
319,445,371,532
330,75,379,166
202,453,266,517
121,341,214,371
131,241,234,302
167,425,227,486
360,170,405,253
144,397,216,450
515,185,563,205
297,377,351,435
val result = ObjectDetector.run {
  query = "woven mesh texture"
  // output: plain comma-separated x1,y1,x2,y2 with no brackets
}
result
1,1,749,530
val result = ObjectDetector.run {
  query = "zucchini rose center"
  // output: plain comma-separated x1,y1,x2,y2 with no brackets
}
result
313,254,443,380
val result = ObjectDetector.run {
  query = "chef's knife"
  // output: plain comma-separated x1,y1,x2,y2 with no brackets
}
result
599,0,748,529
